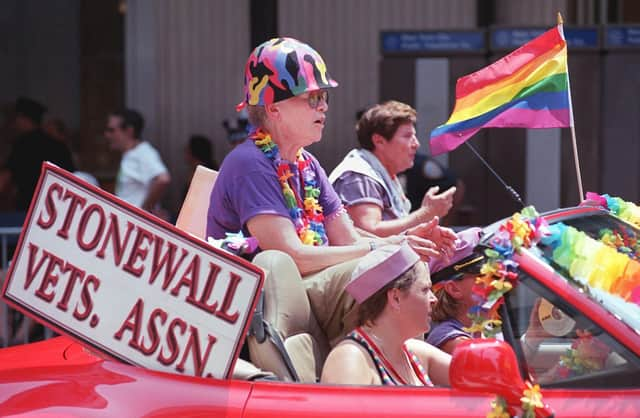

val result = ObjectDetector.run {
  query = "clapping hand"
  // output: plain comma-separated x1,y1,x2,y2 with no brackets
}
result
406,217,457,260
421,186,456,218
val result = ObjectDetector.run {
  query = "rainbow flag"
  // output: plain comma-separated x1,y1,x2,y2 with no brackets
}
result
429,25,573,156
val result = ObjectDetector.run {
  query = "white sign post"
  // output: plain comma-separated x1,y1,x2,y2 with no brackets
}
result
2,163,263,379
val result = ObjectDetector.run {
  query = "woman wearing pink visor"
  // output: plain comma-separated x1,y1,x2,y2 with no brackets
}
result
321,243,450,386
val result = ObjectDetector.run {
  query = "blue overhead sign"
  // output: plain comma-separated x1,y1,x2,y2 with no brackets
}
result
606,26,640,48
491,27,599,49
381,31,485,53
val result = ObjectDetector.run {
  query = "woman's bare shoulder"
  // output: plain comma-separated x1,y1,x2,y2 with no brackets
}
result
321,340,377,385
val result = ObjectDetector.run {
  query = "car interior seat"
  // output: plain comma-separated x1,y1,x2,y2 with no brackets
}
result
248,250,331,382
177,165,280,382
176,165,219,239
178,165,331,383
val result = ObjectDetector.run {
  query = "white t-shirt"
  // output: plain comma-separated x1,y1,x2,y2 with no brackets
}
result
115,141,168,208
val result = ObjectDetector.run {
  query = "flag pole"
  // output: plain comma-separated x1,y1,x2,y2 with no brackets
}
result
570,125,584,201
558,12,585,201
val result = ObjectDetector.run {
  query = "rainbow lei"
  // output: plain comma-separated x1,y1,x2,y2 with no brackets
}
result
250,129,328,246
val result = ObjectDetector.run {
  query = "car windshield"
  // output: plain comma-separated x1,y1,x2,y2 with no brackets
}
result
532,211,640,334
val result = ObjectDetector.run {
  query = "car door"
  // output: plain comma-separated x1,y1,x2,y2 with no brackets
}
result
498,266,640,416
244,380,496,418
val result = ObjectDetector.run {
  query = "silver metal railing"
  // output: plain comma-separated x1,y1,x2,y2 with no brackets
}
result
0,222,53,348
1,226,22,348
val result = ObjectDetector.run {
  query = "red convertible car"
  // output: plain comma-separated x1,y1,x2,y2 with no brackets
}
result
1,205,640,417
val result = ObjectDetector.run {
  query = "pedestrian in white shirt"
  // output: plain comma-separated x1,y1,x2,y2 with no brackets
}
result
104,108,171,214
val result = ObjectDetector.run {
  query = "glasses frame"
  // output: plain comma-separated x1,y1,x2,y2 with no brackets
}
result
306,90,329,109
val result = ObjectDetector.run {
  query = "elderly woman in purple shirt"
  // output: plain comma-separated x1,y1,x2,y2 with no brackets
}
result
206,38,455,344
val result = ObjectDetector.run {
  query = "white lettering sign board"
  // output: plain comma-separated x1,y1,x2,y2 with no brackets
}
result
2,163,264,379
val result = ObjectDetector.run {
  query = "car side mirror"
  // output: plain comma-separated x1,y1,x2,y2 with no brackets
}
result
450,339,554,418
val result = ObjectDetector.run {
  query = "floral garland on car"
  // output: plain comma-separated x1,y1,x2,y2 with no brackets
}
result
541,222,640,306
585,192,640,260
477,196,640,417
487,381,544,418
585,192,640,228
555,329,611,379
466,207,549,338
462,207,550,418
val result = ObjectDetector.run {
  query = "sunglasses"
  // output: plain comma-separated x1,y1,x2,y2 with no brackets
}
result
305,90,329,109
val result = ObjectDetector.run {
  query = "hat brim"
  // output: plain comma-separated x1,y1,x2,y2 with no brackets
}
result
430,252,485,286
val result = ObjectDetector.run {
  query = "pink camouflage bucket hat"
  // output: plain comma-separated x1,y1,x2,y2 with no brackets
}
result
237,37,338,110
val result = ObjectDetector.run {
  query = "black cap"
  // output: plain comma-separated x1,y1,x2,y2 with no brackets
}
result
15,97,47,124
430,246,487,286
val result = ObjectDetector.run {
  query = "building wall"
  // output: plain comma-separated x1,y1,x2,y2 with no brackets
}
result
277,0,477,173
122,0,637,217
126,0,250,212
494,0,569,25
0,0,80,162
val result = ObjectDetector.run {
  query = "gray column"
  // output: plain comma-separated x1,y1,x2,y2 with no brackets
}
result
525,129,561,211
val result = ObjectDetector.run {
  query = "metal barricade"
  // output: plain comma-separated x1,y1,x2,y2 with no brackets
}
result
1,226,22,347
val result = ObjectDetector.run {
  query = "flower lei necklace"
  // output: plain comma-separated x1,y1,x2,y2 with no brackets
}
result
250,128,328,246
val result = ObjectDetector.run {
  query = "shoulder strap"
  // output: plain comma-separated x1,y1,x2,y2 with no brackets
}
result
348,329,397,385
403,346,433,387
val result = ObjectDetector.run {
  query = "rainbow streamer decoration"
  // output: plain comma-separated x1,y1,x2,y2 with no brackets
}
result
430,25,573,156
542,223,640,305
585,192,640,229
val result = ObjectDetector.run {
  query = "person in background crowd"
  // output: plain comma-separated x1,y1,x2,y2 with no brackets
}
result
104,108,171,214
222,107,249,148
182,134,219,203
44,117,100,189
206,37,456,346
185,134,218,172
401,152,466,225
43,117,70,144
329,101,457,257
0,97,75,211
321,243,450,386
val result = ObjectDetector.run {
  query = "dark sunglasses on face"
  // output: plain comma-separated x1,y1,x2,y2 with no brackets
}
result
306,90,329,109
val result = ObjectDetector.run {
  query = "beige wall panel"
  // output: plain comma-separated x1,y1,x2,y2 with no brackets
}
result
494,0,570,25
575,0,597,24
156,0,249,211
128,0,249,212
278,0,476,173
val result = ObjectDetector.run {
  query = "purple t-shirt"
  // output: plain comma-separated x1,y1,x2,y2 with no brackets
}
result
206,139,342,240
426,318,471,348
